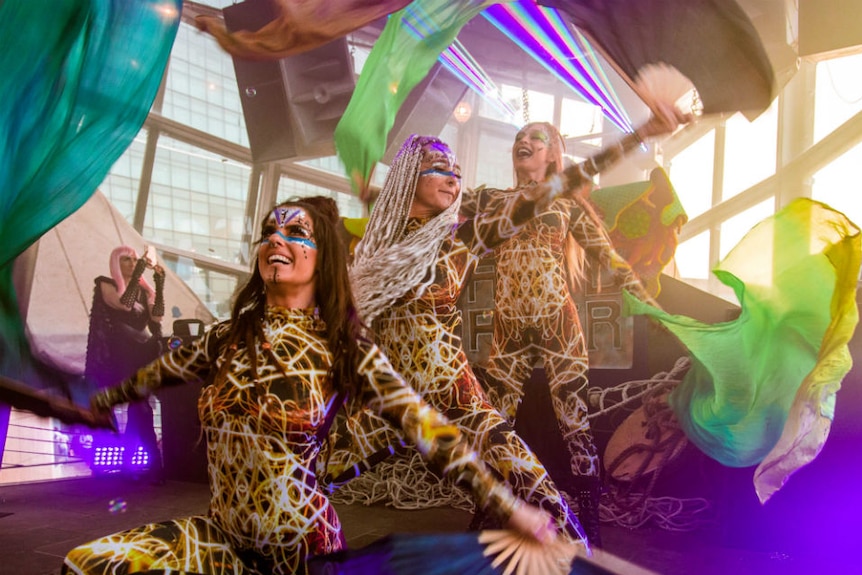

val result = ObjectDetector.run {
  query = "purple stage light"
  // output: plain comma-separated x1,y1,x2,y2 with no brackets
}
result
128,445,150,468
92,445,124,468
87,438,151,473
483,1,632,133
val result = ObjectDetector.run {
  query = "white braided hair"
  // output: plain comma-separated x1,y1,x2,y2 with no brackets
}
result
351,135,462,324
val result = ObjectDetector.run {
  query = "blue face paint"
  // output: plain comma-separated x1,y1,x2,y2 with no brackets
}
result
262,207,318,250
275,229,317,250
419,168,462,180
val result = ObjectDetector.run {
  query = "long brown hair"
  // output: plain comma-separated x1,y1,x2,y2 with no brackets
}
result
213,198,367,399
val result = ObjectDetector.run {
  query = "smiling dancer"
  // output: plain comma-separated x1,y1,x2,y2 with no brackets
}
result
62,197,557,575
468,108,689,545
326,134,602,546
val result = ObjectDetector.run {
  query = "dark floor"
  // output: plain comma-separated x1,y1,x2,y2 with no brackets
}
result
0,472,851,575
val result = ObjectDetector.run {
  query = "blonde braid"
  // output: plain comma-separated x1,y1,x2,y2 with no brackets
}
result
351,135,462,324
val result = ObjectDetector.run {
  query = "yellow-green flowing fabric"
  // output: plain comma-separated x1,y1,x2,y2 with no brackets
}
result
625,198,860,502
0,1,180,392
334,0,510,198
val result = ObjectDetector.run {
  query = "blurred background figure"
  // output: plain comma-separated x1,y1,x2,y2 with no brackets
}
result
84,245,166,483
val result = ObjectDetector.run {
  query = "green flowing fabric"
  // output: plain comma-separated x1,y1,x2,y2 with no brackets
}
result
0,1,180,388
334,0,510,198
625,198,860,502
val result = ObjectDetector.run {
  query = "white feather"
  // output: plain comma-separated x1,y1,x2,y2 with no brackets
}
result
634,62,701,116
478,529,582,575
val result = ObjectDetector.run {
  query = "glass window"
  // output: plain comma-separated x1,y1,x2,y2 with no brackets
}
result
667,131,715,220
814,52,862,144
350,40,371,75
475,126,516,190
812,141,862,225
719,199,774,260
440,121,459,148
525,90,555,124
499,85,554,125
162,22,248,147
674,231,711,281
370,162,390,188
145,136,251,264
296,156,388,189
298,155,346,177
722,102,778,200
100,130,148,220
276,177,365,220
560,98,603,144
479,83,521,125
166,257,240,320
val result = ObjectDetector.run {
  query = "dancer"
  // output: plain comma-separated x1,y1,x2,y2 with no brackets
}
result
470,112,687,545
63,198,557,575
327,133,611,545
85,244,166,482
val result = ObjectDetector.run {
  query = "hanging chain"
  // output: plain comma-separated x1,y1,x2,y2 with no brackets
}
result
521,87,530,124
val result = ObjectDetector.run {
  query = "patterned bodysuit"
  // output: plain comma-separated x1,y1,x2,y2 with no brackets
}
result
327,189,586,542
63,307,516,575
481,193,652,483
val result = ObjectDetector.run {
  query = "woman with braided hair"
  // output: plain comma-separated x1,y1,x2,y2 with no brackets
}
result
84,244,166,481
64,197,558,575
326,134,607,546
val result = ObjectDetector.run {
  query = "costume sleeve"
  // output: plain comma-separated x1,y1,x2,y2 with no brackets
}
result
119,257,147,308
152,268,165,317
91,321,226,408
457,165,592,256
568,196,655,305
354,340,520,521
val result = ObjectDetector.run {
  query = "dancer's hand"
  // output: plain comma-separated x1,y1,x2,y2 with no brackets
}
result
637,101,693,140
143,245,158,269
88,392,118,432
506,502,558,544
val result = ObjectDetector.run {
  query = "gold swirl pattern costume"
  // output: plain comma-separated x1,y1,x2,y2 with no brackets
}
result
481,192,652,481
63,306,518,575
327,179,588,543
468,122,665,546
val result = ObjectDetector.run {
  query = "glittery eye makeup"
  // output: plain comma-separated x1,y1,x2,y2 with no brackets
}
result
262,208,317,250
515,127,551,144
419,141,461,183
421,143,457,169
419,167,462,180
530,130,550,143
274,207,302,227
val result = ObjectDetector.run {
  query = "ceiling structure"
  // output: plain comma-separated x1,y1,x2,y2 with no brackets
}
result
182,0,799,144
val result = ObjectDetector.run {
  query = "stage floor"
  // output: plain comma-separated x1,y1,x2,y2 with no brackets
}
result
0,474,832,575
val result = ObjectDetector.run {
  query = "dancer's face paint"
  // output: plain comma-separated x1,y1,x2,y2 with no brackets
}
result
269,207,317,250
410,142,461,218
512,123,558,183
258,206,318,296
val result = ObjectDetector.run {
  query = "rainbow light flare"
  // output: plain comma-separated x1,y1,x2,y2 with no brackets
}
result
401,3,518,120
483,1,632,132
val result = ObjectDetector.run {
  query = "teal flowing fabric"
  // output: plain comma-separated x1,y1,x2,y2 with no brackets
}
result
0,1,180,389
625,198,860,501
334,0,510,199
